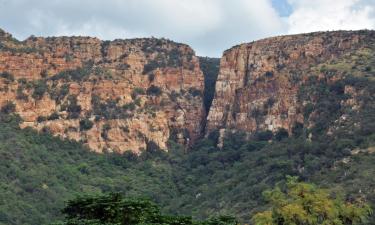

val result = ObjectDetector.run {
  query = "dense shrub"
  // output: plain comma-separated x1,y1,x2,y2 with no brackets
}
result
123,102,136,111
255,130,273,141
0,101,15,114
16,86,28,101
264,71,274,78
188,87,202,97
146,85,162,96
274,128,289,141
37,116,47,123
56,193,237,225
292,122,304,137
51,61,95,81
263,97,276,110
32,80,48,100
79,118,94,131
131,87,145,99
148,73,155,82
0,71,15,82
50,84,70,102
91,97,132,120
101,123,111,140
143,60,163,74
65,95,82,119
48,112,60,120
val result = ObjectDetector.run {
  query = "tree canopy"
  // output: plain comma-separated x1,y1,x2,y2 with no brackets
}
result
252,177,372,225
53,193,238,225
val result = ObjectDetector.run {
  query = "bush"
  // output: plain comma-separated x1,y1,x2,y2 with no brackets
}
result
188,87,202,97
32,80,48,100
143,60,162,74
123,102,136,111
0,71,15,82
101,123,111,140
66,95,81,119
79,119,94,131
264,71,274,78
16,86,28,101
292,122,304,137
303,103,314,118
56,193,236,225
274,128,289,141
148,73,155,82
37,116,47,123
40,70,48,78
1,101,16,114
51,84,70,102
252,177,372,225
48,112,60,120
51,63,93,81
131,87,145,99
255,130,273,141
264,97,276,110
146,85,162,96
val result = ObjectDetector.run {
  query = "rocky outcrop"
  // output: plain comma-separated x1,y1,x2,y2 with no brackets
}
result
206,30,375,136
0,29,205,153
1,28,374,152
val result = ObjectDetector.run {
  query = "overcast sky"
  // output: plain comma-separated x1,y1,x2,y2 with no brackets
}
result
0,0,375,56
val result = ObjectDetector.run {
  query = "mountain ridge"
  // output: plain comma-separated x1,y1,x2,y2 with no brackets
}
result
1,28,375,153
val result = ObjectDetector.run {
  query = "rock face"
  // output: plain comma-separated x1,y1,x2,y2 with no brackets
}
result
1,28,374,153
0,28,205,153
206,30,375,136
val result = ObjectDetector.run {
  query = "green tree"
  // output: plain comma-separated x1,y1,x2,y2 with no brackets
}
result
54,193,238,225
252,177,372,225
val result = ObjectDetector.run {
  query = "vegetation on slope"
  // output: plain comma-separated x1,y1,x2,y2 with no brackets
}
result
0,72,374,224
252,176,372,225
0,48,374,225
53,193,237,225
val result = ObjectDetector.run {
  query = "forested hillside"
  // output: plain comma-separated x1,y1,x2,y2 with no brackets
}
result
0,70,374,224
0,30,374,225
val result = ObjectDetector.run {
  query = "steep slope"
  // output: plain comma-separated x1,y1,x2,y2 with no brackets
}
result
207,30,375,137
0,28,205,153
0,30,375,225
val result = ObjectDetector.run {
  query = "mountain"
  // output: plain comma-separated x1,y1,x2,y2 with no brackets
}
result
0,28,374,225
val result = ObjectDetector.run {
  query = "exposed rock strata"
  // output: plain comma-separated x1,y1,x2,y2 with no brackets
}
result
0,28,205,153
207,30,375,136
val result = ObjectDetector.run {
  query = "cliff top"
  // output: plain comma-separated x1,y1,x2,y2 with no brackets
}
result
224,30,375,55
0,27,194,55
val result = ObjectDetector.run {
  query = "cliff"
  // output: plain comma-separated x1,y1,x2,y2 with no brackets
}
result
1,28,374,153
207,30,375,139
0,29,205,153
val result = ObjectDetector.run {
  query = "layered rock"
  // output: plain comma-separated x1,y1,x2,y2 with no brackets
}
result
206,30,375,135
0,29,205,153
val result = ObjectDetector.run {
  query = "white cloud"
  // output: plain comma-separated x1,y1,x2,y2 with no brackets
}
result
0,0,284,56
0,0,374,56
286,0,375,34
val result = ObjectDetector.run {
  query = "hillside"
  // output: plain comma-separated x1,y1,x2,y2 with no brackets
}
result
0,29,374,225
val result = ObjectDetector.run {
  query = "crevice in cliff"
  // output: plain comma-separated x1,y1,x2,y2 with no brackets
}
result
198,56,220,135
243,46,252,87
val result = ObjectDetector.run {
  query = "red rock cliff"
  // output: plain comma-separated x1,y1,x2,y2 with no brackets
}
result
0,28,205,153
206,30,375,137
